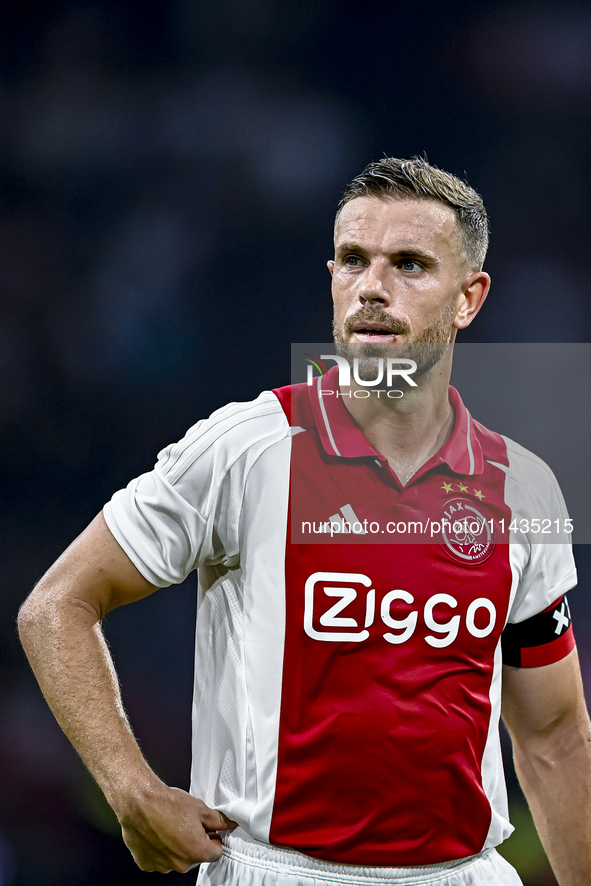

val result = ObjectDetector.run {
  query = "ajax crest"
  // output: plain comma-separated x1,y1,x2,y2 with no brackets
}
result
437,498,494,565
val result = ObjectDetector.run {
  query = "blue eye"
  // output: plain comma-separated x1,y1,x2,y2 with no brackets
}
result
401,260,421,272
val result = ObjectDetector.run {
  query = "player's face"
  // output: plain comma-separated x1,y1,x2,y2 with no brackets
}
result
329,197,483,348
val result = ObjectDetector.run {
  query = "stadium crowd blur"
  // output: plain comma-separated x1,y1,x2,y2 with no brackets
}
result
2,2,591,884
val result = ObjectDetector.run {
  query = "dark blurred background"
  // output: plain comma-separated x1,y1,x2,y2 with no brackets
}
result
2,1,590,883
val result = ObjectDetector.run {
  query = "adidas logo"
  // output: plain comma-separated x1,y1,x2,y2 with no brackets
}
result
318,504,367,534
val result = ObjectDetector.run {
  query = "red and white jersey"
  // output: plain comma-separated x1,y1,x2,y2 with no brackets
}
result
104,369,576,867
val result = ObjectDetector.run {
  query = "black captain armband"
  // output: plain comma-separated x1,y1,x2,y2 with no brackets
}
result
502,595,575,668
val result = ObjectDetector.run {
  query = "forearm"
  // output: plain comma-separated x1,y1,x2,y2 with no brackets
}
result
19,590,231,872
511,711,591,885
18,590,156,813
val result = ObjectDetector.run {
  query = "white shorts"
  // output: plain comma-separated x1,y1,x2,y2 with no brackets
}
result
196,828,523,886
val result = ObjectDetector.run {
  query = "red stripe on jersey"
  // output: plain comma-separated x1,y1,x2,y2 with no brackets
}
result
520,626,576,668
269,379,515,866
273,384,291,425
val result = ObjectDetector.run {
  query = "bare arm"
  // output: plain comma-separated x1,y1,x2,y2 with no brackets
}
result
18,512,234,873
502,648,591,886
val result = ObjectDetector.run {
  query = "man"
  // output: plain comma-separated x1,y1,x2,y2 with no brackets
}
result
18,157,591,886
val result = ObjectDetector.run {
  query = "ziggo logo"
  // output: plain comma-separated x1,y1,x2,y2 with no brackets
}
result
304,572,497,647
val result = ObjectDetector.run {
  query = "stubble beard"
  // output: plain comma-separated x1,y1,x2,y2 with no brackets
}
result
332,300,457,386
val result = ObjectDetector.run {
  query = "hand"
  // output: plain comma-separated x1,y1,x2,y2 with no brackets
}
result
117,782,237,873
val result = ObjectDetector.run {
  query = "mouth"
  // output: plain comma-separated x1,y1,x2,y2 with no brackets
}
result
351,325,400,343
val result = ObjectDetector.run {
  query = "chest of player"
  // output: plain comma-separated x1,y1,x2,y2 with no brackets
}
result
287,435,513,664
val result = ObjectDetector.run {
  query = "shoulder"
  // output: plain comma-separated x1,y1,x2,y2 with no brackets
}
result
468,406,562,493
156,390,291,485
487,434,567,511
501,435,560,481
469,418,571,537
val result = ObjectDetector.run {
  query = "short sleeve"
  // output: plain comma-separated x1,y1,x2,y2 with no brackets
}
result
103,392,289,587
497,437,577,625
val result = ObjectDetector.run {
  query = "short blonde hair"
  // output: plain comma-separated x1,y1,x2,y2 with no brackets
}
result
337,156,489,271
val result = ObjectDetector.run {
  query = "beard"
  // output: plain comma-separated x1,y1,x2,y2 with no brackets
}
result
332,301,456,386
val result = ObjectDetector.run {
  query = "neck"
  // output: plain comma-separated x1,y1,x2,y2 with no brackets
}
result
340,349,455,484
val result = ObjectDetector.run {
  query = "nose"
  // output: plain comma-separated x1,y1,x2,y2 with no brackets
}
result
359,261,390,305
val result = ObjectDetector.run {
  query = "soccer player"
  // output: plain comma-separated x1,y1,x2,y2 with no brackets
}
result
18,158,591,886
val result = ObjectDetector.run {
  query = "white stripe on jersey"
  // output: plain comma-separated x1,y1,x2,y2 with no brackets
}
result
317,374,341,456
191,436,291,840
160,392,283,484
481,641,513,850
466,411,475,476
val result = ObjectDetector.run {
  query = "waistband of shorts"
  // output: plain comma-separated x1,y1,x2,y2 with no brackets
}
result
221,828,487,884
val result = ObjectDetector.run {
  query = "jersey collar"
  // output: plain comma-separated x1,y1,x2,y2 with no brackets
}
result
307,366,484,476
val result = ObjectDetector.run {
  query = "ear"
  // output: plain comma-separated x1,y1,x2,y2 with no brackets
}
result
453,272,491,330
327,259,335,276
